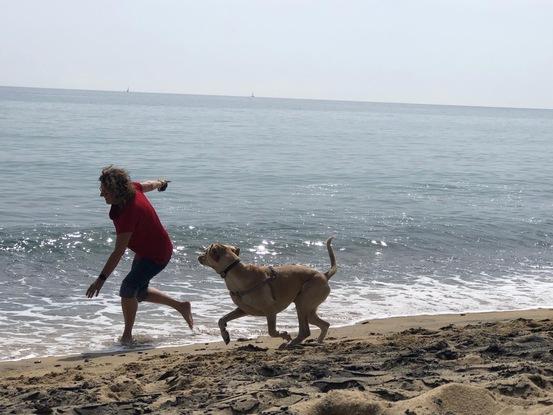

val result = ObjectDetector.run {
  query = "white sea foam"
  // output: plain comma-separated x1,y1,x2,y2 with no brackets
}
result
2,268,553,361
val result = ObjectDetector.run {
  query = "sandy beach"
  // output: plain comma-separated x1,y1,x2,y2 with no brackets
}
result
1,308,553,414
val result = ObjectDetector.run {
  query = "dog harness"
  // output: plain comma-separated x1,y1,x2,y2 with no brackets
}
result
228,266,277,301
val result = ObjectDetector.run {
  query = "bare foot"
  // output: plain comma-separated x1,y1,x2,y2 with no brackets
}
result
177,301,193,329
120,336,134,346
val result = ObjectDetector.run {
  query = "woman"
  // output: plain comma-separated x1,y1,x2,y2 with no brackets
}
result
86,165,193,344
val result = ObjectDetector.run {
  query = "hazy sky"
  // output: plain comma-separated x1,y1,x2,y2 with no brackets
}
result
1,0,552,108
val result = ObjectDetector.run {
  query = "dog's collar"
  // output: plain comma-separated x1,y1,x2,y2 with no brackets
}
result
220,259,240,279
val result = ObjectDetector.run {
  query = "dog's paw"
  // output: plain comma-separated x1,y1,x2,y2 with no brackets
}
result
280,331,292,341
222,333,231,345
278,341,290,350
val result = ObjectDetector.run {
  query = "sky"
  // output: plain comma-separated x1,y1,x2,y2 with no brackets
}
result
1,0,552,109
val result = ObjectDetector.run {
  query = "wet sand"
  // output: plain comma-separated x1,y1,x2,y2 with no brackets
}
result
1,309,553,414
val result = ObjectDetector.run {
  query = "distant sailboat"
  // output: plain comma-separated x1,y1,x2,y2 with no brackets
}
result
126,88,130,93
250,92,255,98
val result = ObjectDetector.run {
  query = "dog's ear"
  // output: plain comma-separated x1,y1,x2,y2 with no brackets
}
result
231,246,240,256
209,244,221,262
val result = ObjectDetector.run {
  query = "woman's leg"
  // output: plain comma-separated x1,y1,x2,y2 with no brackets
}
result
119,257,142,344
121,296,138,344
143,287,193,329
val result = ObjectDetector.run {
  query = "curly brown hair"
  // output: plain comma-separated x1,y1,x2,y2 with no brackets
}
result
99,165,136,204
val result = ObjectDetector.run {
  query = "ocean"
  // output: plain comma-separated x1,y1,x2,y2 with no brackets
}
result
1,86,552,361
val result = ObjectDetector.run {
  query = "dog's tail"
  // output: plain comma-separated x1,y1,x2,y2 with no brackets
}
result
324,237,337,280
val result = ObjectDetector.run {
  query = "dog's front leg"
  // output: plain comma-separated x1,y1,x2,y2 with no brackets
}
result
219,308,247,345
287,308,311,348
266,314,292,345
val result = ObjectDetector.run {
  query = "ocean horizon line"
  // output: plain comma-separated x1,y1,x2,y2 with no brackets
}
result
1,84,552,112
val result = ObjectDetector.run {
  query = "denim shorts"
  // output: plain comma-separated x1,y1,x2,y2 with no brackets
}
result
119,257,167,301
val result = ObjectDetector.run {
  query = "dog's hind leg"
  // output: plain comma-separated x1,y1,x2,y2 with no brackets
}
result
267,314,292,343
308,311,330,343
219,308,247,345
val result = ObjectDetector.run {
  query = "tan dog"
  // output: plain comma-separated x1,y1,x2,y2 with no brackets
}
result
198,237,337,347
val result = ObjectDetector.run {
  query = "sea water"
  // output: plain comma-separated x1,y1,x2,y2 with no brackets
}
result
1,86,552,360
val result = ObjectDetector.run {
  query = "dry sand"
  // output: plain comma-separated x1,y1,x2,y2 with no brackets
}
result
1,308,553,414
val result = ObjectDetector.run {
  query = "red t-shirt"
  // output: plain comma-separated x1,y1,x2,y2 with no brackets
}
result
109,182,173,265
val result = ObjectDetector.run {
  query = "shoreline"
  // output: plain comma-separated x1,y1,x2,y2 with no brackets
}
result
4,306,552,364
2,308,553,414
